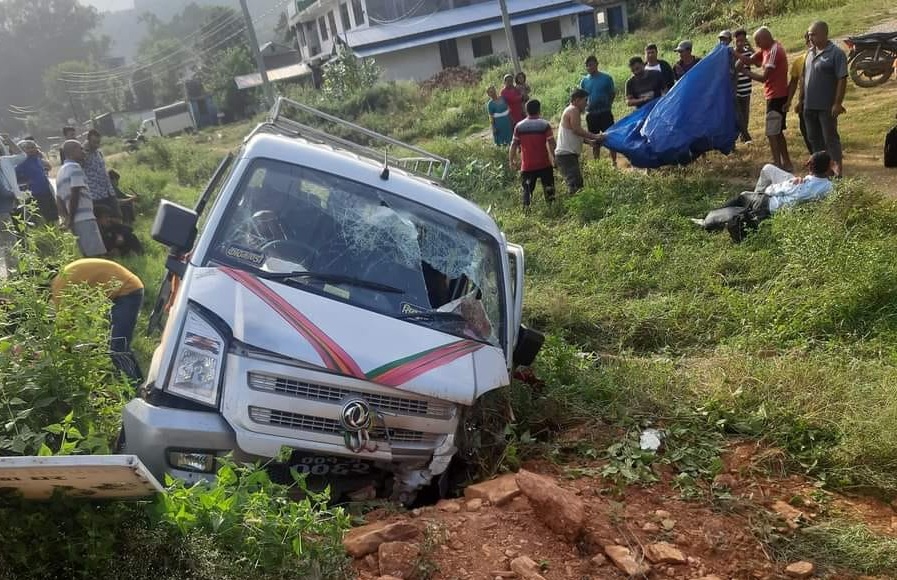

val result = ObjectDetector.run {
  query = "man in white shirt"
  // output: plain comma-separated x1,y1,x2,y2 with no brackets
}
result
56,140,106,257
693,151,833,241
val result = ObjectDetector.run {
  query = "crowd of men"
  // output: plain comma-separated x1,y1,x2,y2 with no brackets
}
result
490,20,849,209
0,128,141,263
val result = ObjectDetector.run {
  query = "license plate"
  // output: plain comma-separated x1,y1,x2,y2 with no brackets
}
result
290,454,372,476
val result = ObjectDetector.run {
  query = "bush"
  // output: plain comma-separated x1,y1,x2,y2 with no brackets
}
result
0,229,128,457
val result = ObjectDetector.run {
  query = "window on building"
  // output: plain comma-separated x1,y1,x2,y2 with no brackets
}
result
340,3,352,30
471,35,493,58
541,20,562,43
328,10,338,35
318,15,328,40
351,0,365,25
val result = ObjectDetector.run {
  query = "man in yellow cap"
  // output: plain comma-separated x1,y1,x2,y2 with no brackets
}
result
52,258,144,382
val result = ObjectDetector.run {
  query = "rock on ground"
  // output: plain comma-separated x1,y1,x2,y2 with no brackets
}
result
344,521,419,558
515,469,585,541
509,556,547,580
464,474,521,506
436,499,462,513
378,541,420,579
785,561,816,578
644,542,687,565
772,501,806,529
604,545,652,576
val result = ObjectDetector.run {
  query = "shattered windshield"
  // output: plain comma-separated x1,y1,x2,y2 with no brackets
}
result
208,158,505,347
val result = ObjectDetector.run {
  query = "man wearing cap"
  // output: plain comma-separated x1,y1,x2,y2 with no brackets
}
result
742,26,793,172
673,40,701,81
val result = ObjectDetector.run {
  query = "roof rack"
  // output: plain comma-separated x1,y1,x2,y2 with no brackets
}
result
246,97,451,182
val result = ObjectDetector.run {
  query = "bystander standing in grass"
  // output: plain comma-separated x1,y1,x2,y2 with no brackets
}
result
626,56,666,109
734,29,755,144
15,140,58,224
742,26,793,172
515,72,531,104
673,40,701,81
644,43,675,90
555,89,603,195
58,126,76,165
486,86,514,146
501,74,525,126
799,21,848,178
509,99,556,208
56,140,106,257
580,55,617,166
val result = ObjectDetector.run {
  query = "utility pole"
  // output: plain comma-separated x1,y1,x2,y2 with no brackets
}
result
239,0,275,108
498,0,521,76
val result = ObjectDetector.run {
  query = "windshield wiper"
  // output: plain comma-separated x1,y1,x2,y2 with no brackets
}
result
397,310,466,321
256,270,403,293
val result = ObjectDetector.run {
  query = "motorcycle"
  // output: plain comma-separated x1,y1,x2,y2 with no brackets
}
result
845,31,897,88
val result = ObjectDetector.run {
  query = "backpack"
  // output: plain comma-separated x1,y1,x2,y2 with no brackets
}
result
886,125,897,168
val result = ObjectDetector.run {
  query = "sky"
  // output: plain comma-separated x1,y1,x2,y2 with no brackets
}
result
82,0,134,12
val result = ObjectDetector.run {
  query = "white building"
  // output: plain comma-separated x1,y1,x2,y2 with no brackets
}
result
287,0,629,82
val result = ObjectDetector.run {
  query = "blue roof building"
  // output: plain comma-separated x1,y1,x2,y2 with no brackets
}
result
287,0,628,81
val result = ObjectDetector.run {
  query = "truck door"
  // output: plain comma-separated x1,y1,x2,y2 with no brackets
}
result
507,243,524,349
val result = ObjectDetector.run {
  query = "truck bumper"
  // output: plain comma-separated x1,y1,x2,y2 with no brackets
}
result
122,398,238,485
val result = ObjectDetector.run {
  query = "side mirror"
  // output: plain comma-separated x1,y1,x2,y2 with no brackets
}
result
151,199,198,252
513,324,544,368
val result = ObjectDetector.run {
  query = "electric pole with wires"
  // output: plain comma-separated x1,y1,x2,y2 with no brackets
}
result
239,0,275,107
498,0,521,76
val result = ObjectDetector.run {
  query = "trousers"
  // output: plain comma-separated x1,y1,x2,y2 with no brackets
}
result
803,109,843,164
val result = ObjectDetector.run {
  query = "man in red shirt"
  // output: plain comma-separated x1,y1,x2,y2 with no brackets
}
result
742,26,793,172
509,99,557,208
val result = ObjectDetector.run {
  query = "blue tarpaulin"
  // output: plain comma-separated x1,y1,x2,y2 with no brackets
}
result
603,44,739,168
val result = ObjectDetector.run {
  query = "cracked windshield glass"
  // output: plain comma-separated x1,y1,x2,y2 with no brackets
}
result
210,158,504,346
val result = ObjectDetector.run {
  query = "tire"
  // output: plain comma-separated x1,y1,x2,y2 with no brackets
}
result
849,48,895,88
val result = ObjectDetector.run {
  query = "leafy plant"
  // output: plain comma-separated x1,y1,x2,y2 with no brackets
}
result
156,457,352,577
322,46,381,101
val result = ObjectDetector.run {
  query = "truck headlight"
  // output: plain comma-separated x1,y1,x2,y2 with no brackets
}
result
167,307,225,407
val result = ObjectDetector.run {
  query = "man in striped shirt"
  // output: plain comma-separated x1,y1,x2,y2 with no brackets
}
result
55,140,107,257
509,100,557,208
734,29,754,144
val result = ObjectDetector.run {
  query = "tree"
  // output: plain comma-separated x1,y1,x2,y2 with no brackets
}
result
0,0,103,130
44,61,127,122
274,12,296,48
201,45,257,122
322,47,381,100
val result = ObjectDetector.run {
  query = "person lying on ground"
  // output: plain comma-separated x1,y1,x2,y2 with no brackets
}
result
692,151,833,240
51,258,144,383
95,204,143,256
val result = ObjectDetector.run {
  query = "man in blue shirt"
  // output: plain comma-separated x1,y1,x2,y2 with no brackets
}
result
15,140,58,224
580,55,617,166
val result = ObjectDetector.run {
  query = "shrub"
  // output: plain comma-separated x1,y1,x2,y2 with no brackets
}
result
322,46,381,101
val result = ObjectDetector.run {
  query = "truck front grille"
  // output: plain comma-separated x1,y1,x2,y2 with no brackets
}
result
248,406,441,445
248,372,453,419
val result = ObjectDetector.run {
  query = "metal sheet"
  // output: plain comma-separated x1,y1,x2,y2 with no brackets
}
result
0,455,164,500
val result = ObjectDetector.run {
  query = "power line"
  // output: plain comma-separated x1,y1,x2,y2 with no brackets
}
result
60,8,243,81
60,11,245,84
60,0,293,99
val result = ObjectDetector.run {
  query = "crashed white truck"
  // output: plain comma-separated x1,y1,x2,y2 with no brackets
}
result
118,98,543,504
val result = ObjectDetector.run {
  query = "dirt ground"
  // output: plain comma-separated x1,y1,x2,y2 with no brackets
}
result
349,441,896,580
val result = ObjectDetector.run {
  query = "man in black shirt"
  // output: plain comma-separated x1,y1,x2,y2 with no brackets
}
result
626,57,667,109
644,43,675,90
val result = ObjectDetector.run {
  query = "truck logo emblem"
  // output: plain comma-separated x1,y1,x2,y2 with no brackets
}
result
340,398,372,432
340,398,377,453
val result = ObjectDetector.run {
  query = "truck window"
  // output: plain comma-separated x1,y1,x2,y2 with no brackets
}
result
206,158,506,347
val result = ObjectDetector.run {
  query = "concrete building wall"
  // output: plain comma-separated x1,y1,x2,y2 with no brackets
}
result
374,44,444,81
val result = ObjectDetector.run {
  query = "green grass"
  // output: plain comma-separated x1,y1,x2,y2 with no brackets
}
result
777,519,897,576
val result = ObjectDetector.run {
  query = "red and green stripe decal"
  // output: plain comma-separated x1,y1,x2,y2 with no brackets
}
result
221,267,484,386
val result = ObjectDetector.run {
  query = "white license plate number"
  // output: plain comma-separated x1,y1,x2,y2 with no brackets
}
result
291,455,372,476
